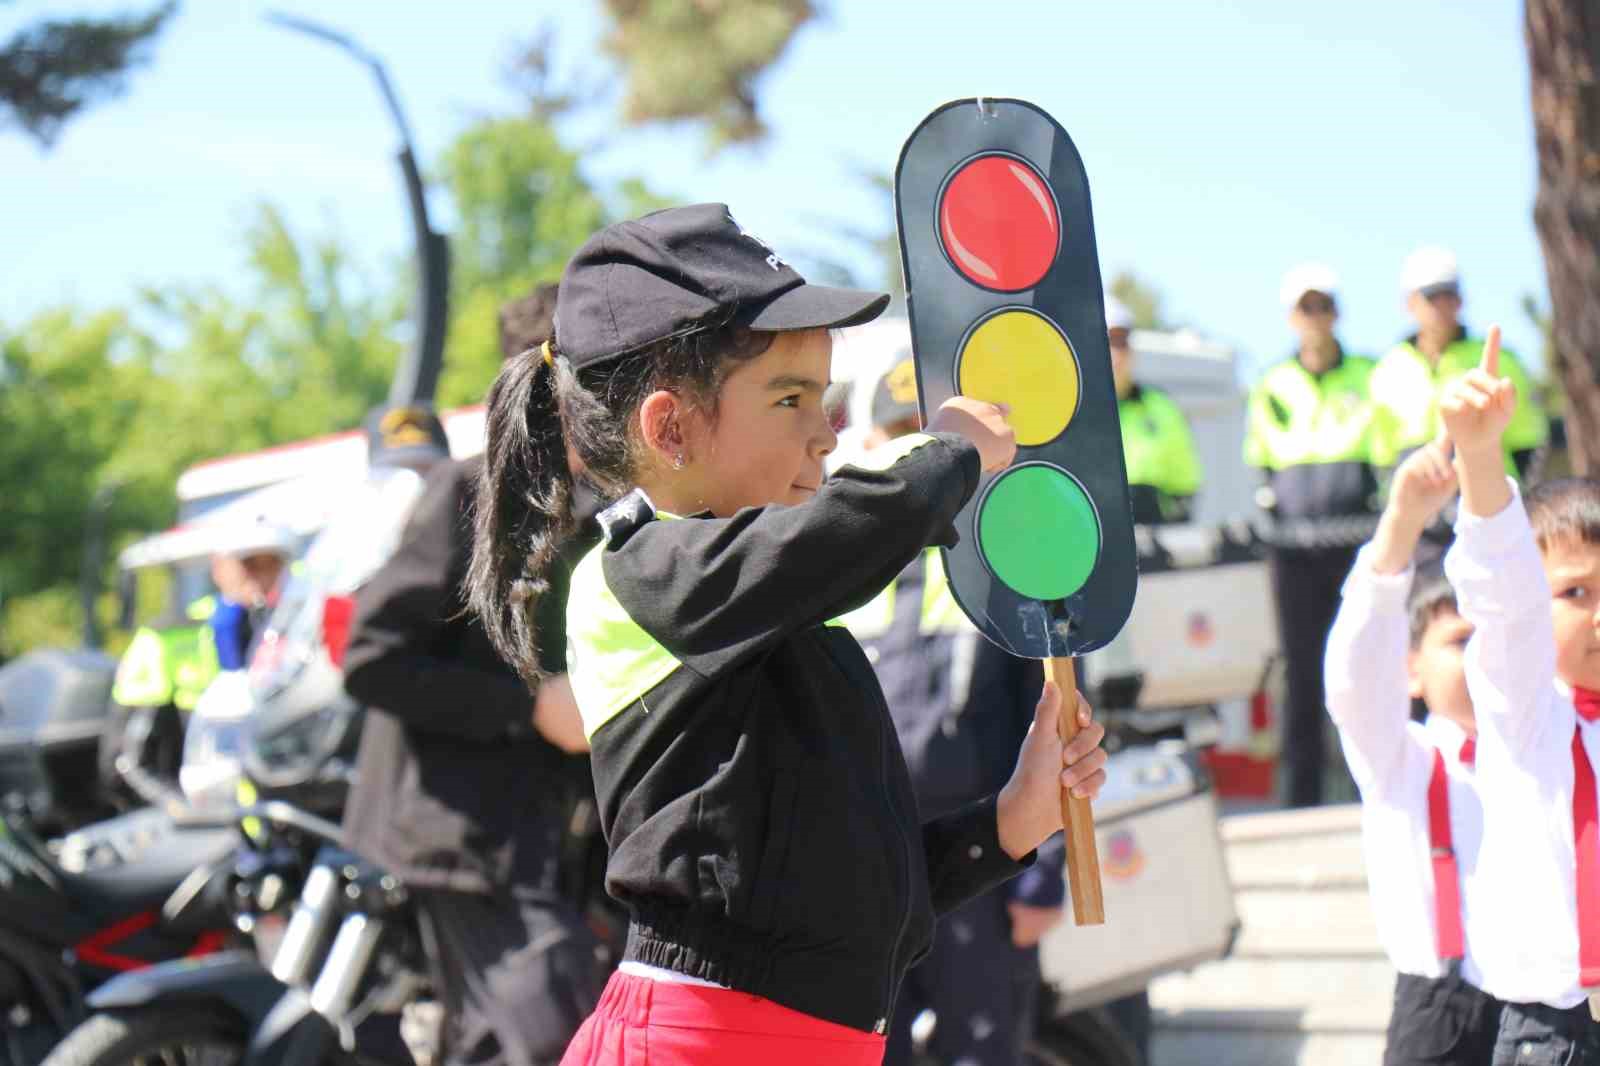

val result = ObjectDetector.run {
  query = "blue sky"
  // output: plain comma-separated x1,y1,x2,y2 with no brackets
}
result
3,1,1543,380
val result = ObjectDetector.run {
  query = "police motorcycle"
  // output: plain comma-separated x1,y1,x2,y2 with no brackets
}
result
41,441,618,1066
0,727,242,1066
0,488,395,1066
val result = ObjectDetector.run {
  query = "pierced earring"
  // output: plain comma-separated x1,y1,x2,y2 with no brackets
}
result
672,453,685,470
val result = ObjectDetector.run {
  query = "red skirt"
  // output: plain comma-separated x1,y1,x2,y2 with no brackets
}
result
559,971,887,1066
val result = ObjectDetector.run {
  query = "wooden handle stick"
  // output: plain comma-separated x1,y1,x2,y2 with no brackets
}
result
1047,655,1104,925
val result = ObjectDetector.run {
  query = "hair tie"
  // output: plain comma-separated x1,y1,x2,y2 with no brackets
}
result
540,340,554,368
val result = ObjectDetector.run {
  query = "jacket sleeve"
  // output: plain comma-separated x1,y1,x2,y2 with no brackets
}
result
923,795,1035,916
342,461,535,742
1444,480,1570,765
1323,544,1427,802
610,432,982,677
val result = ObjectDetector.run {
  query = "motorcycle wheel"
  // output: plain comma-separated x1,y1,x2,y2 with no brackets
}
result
1025,1006,1141,1066
41,1009,245,1066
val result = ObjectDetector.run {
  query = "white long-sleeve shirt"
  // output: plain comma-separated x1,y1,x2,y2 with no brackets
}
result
1445,480,1598,1008
1324,544,1487,983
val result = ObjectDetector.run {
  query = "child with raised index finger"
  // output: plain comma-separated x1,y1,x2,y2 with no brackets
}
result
1440,326,1600,1064
1325,431,1505,1066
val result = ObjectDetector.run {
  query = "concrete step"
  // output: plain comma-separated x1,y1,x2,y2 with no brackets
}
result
1150,956,1394,1023
1151,1029,1387,1066
1224,827,1367,891
1231,886,1380,957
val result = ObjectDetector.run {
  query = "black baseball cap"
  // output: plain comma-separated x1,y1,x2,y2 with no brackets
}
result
872,356,922,429
553,203,890,370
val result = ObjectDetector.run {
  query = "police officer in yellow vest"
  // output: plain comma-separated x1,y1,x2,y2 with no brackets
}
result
103,520,294,805
1246,263,1385,808
1107,297,1203,525
1371,248,1549,562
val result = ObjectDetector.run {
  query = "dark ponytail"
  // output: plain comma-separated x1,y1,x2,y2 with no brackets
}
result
467,346,574,683
469,324,774,681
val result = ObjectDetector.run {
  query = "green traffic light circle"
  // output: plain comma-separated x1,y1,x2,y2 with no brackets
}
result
976,462,1102,601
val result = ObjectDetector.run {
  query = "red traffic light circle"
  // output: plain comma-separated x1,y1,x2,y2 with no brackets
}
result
936,153,1061,292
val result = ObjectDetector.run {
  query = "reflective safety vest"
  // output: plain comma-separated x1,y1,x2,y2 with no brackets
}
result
1370,334,1549,474
111,596,221,712
1119,385,1202,523
834,547,971,642
1244,352,1383,521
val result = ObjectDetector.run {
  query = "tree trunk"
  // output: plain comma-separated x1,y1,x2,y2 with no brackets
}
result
1527,0,1600,474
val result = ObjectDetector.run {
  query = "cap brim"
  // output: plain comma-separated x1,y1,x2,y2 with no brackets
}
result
1417,282,1460,298
743,283,889,333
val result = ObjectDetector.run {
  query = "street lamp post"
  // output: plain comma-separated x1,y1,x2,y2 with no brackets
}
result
265,12,450,409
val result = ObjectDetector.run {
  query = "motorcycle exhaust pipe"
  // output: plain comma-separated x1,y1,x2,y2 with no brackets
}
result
271,864,341,986
308,914,386,1021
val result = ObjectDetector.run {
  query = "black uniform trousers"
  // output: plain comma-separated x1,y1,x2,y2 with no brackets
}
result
419,888,606,1066
884,890,1041,1066
1491,1001,1600,1066
1269,544,1359,808
1384,971,1504,1066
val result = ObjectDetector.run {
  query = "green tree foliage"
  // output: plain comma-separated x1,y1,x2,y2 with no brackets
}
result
599,0,815,149
0,0,177,147
1,106,670,654
1107,272,1168,330
435,116,673,407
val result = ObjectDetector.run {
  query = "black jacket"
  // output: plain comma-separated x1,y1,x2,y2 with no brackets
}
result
342,457,596,895
565,432,1034,1033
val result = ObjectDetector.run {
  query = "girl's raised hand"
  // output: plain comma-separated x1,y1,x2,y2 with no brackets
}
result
927,396,1018,472
996,681,1108,861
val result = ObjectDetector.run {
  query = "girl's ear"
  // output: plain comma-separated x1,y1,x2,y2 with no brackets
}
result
637,389,683,461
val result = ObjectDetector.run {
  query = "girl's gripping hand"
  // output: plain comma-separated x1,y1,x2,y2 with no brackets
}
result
927,396,1018,473
997,681,1108,861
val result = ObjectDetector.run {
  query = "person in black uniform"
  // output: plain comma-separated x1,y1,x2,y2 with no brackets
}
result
340,284,606,1066
846,362,1071,1066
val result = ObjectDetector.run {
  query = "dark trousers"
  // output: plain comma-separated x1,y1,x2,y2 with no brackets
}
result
1383,971,1503,1066
1492,1000,1600,1066
1269,544,1358,808
885,891,1041,1066
420,889,606,1066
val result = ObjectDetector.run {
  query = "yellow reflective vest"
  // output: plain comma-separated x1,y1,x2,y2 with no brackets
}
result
1244,352,1383,520
110,596,220,711
1120,385,1202,523
1370,333,1548,474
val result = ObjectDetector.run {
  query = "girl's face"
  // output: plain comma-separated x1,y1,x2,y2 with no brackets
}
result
1544,537,1600,692
676,328,838,516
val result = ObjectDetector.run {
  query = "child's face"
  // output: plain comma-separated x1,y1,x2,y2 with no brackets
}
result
677,328,838,516
1543,537,1600,692
1408,606,1476,733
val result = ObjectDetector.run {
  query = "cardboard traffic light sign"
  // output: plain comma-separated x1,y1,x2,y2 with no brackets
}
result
895,98,1139,925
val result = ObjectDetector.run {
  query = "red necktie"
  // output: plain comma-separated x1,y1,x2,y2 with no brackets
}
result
1459,736,1476,767
1573,687,1600,986
1427,749,1465,963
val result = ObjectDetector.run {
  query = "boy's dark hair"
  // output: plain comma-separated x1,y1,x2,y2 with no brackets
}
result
1526,477,1600,552
1407,562,1460,650
466,324,772,681
496,283,560,362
